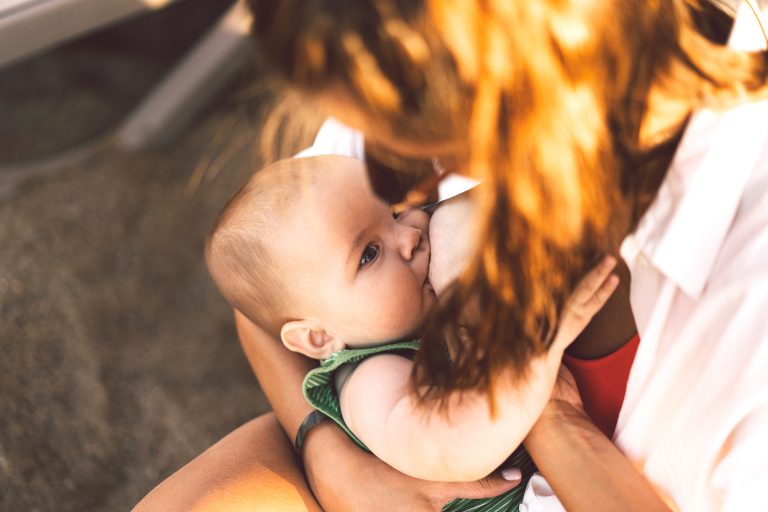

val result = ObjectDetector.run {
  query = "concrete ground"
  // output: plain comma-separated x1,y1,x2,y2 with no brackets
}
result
0,2,315,510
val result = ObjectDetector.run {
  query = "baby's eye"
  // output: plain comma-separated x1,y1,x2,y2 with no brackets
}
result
359,244,380,268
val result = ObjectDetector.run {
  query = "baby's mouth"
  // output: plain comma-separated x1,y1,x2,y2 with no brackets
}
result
423,274,437,301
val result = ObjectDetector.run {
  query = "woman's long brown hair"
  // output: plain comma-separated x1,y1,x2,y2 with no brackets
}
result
248,0,768,403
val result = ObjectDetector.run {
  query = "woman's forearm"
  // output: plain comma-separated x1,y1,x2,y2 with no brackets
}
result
524,402,671,511
235,310,316,439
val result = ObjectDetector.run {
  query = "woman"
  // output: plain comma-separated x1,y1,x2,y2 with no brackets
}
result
134,0,768,510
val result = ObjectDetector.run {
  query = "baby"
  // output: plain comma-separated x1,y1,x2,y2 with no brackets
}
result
206,155,617,509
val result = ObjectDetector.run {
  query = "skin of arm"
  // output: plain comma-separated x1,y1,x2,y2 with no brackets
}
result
236,310,522,511
236,310,317,440
338,348,564,482
236,310,394,509
339,204,619,483
524,367,672,511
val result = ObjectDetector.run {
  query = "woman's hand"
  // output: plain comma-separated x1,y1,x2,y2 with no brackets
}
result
548,365,585,413
525,366,671,511
303,420,522,512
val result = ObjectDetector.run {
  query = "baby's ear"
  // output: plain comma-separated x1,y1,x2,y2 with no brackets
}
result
280,320,345,359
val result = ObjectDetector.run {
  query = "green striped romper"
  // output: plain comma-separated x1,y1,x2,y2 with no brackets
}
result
302,340,537,512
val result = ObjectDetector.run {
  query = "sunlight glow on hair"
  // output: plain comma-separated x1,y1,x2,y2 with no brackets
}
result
342,32,402,112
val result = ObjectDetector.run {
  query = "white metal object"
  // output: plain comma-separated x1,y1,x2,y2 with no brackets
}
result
116,0,253,149
0,0,181,69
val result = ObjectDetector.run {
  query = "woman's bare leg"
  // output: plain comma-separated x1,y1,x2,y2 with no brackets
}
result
132,413,322,512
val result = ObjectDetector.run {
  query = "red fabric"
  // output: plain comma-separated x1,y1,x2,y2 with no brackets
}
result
562,334,640,438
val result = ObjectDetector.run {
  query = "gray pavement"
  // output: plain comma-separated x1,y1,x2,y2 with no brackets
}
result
0,3,298,509
0,107,275,511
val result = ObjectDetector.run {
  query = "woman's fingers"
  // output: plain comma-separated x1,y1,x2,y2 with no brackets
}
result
552,256,619,351
429,471,522,506
566,255,619,317
580,271,619,316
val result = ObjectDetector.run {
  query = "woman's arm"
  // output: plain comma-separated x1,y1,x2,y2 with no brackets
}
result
235,310,521,511
524,367,671,511
236,310,317,440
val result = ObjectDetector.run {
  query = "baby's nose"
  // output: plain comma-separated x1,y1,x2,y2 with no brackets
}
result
398,225,424,261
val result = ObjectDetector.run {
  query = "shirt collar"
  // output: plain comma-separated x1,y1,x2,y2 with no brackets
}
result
622,4,768,299
623,100,768,299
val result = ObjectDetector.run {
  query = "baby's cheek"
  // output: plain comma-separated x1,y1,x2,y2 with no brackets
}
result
383,289,423,336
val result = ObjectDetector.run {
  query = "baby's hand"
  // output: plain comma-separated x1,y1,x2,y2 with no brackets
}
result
550,256,619,354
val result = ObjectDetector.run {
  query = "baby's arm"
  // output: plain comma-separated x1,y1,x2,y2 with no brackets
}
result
339,257,619,482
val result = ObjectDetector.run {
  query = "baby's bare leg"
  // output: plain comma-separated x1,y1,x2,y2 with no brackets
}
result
132,413,321,512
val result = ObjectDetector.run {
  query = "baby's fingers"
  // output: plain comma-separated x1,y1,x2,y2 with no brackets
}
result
571,255,619,316
580,270,619,318
551,256,619,354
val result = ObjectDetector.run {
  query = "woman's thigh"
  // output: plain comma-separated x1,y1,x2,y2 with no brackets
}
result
132,412,322,512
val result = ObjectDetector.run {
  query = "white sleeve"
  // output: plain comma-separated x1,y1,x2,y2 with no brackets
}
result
714,402,768,511
296,117,481,201
437,174,481,202
519,474,566,512
293,117,365,160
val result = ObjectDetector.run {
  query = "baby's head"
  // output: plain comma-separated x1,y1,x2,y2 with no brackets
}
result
206,155,435,359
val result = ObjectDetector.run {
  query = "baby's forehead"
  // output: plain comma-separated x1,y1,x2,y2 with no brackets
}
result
280,184,383,251
266,156,390,247
298,161,384,208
